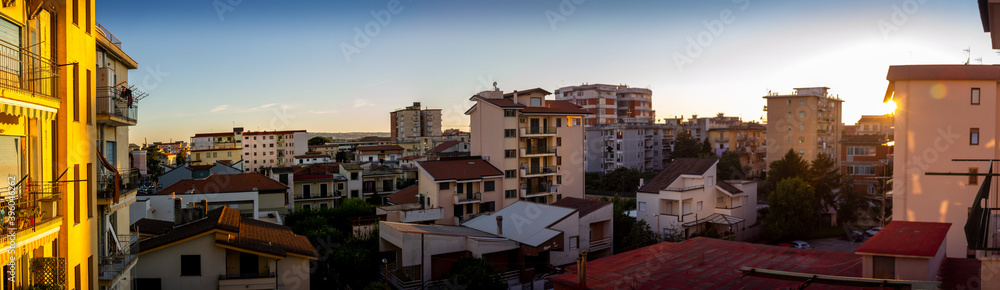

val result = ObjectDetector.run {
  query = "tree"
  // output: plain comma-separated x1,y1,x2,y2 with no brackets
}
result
145,145,165,177
335,151,349,163
717,151,746,180
809,153,842,213
309,136,331,146
837,176,869,225
598,167,643,192
447,258,506,290
765,149,810,192
620,219,658,252
763,177,820,243
175,149,188,165
671,130,704,159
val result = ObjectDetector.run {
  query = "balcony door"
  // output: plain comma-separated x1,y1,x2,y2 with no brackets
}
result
530,158,540,174
530,118,539,134
464,183,473,199
239,252,259,276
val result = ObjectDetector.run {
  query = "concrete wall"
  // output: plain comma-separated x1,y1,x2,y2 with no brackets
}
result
135,234,227,289
892,79,997,258
549,212,581,266
144,192,258,222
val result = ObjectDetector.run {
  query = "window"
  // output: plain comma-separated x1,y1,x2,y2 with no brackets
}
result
180,255,201,276
74,264,80,290
88,255,93,289
972,88,981,105
87,163,93,218
484,181,495,192
697,201,703,211
847,146,876,156
799,111,805,118
798,137,805,143
572,118,581,126
787,112,791,118
505,190,516,198
482,201,495,212
73,67,79,122
74,164,79,224
556,175,562,184
556,118,562,127
798,150,805,156
505,149,516,158
970,168,979,185
351,172,358,180
569,236,579,250
439,183,449,190
847,165,877,175
135,278,161,290
504,129,516,138
638,202,646,211
787,100,791,105
557,156,562,166
799,99,805,105
971,128,980,145
798,124,804,131
505,170,516,178
302,184,311,197
72,0,79,26
556,137,562,146
504,109,517,117
85,0,91,33
86,70,91,123
530,97,542,106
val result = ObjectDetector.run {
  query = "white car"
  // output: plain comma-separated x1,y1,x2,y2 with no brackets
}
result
866,227,883,236
790,240,811,249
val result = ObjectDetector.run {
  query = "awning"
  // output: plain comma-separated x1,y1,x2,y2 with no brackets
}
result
682,213,745,227
0,98,57,121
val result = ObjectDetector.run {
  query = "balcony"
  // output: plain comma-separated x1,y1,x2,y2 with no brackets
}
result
664,185,705,192
589,237,612,251
521,183,557,198
714,138,730,143
399,207,443,223
0,181,62,246
454,192,482,204
97,168,140,205
522,166,558,177
521,146,556,156
97,86,140,126
298,191,342,201
0,38,58,102
218,272,277,289
521,126,557,136
98,235,138,285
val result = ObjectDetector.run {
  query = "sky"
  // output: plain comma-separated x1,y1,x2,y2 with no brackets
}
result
96,0,998,144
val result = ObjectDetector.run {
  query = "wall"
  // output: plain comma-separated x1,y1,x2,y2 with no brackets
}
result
276,256,311,290
549,212,581,266
145,192,258,222
135,234,226,289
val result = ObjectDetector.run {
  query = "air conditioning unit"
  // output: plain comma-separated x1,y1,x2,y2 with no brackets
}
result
97,67,115,87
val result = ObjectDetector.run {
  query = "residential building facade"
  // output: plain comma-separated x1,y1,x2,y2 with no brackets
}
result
390,102,442,156
467,88,589,206
416,158,504,225
707,122,767,178
763,87,844,165
555,84,654,125
188,147,241,166
584,122,666,173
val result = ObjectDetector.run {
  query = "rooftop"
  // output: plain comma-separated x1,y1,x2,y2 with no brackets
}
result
855,221,951,258
427,141,461,154
398,155,425,161
417,157,503,181
381,221,498,238
550,197,610,216
637,158,717,193
386,184,419,205
356,145,405,152
154,173,287,195
463,201,576,247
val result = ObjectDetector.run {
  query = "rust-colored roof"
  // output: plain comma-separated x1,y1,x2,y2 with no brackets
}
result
398,155,425,161
387,184,419,205
193,132,234,137
716,180,743,194
427,141,460,154
136,206,317,259
154,173,287,194
130,218,174,235
551,197,610,216
520,100,591,115
502,88,551,97
356,145,404,152
549,237,862,289
855,221,951,258
637,158,717,193
887,64,1000,81
417,158,503,181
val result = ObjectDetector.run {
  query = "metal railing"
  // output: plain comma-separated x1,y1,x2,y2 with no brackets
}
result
98,167,140,199
454,192,482,204
523,166,558,175
523,146,556,155
98,234,138,281
219,272,276,280
96,22,123,49
0,181,62,240
521,126,557,135
0,38,57,100
590,237,612,250
521,183,556,196
97,86,139,123
664,185,705,192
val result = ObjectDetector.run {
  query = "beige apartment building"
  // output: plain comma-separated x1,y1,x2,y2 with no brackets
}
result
390,102,442,155
763,87,843,164
886,64,1000,258
467,88,589,206
555,84,653,125
707,122,767,178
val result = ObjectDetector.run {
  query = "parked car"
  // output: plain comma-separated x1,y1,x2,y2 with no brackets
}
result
790,240,811,249
866,227,883,236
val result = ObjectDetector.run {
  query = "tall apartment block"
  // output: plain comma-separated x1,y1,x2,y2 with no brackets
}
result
555,84,653,125
584,122,666,173
190,128,307,172
467,88,589,206
763,87,843,164
390,102,441,155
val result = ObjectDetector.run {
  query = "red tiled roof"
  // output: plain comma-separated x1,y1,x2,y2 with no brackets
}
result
357,136,391,142
130,218,174,235
551,197,610,216
356,145,404,152
502,88,551,97
136,207,317,259
387,184,419,205
187,165,213,171
549,237,862,289
520,100,591,115
855,221,951,258
193,132,234,137
398,155,425,161
154,173,287,194
638,158,717,193
293,162,340,176
427,141,460,154
241,130,306,136
417,158,503,181
218,160,233,166
190,147,240,152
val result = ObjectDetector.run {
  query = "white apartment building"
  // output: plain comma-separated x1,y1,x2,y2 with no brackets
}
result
555,83,654,125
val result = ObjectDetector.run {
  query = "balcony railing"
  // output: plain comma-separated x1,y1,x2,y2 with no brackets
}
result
0,181,62,239
522,166,558,176
454,192,482,204
98,168,140,200
218,273,277,289
0,38,57,100
219,272,276,280
521,127,557,135
589,237,612,251
521,183,557,197
97,86,139,124
98,234,138,282
31,257,66,287
522,146,556,155
664,185,705,192
96,22,123,49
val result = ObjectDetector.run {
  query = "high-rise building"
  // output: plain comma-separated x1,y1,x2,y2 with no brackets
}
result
467,88,589,206
390,102,442,155
555,84,653,125
763,87,844,164
584,122,667,173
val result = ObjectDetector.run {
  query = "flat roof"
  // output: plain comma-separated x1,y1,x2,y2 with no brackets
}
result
855,221,951,258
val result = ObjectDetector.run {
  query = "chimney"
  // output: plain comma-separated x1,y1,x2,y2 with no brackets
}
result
639,178,645,188
173,198,183,225
496,216,503,236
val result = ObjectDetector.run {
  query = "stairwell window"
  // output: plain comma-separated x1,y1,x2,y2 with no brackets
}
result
972,88,980,105
971,128,980,145
970,168,979,185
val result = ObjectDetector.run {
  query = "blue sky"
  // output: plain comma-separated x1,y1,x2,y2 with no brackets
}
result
97,0,995,144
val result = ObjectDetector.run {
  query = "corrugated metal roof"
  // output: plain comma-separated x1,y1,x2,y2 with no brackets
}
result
463,201,576,247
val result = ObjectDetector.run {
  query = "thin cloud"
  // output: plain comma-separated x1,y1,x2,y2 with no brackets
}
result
210,105,230,113
354,99,374,108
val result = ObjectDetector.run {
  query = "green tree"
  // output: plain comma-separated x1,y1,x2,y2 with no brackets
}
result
717,151,746,180
598,167,642,192
763,178,820,243
335,151,349,163
837,176,869,225
145,145,165,176
765,149,810,192
309,136,331,146
671,130,703,159
809,153,842,214
447,258,506,290
620,219,658,252
175,149,188,165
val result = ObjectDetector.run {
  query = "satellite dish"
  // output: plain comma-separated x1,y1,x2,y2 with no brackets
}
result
493,81,499,91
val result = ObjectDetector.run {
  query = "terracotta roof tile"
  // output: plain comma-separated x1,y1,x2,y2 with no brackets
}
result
637,158,717,193
356,145,404,152
520,100,591,115
154,173,287,194
417,158,503,181
387,184,419,205
427,141,461,154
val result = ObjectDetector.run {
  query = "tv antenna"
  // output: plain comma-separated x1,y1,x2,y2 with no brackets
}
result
965,47,971,65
